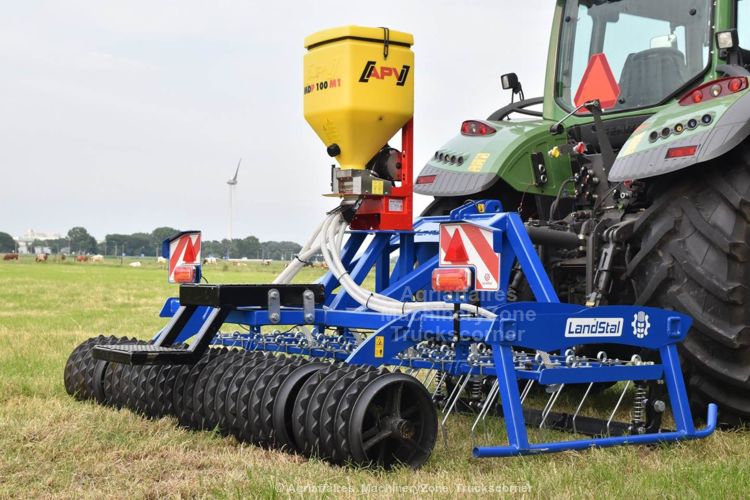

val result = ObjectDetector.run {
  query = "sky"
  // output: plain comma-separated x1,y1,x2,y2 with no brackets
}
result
0,0,553,243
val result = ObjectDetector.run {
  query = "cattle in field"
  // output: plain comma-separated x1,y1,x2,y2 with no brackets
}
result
157,256,167,263
35,254,48,262
262,260,271,266
60,254,66,261
129,261,142,268
76,255,89,263
3,253,19,261
90,255,104,262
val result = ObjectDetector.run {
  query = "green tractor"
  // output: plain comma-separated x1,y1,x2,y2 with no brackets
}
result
416,0,750,424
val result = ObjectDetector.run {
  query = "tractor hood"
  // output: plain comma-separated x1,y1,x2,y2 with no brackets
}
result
415,118,570,198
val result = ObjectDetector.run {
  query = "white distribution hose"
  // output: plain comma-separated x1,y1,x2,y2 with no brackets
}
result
273,218,325,285
274,210,496,317
321,212,498,318
273,210,548,359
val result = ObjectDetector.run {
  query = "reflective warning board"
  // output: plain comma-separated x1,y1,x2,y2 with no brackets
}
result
439,223,500,291
167,232,201,283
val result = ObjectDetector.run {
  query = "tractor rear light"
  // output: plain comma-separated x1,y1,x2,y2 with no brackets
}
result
666,145,698,159
416,175,436,184
461,120,496,136
173,265,197,283
432,267,473,292
679,77,748,106
729,77,745,92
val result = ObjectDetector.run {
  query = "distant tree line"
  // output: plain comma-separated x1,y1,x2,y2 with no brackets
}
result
0,232,14,252
2,226,301,260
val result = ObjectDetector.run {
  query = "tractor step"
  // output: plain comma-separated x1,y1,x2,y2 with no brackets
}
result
93,306,232,365
92,344,197,365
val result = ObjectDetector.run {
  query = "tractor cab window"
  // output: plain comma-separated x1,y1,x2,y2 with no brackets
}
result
739,0,750,48
557,0,711,113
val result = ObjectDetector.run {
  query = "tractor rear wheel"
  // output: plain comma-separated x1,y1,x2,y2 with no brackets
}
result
627,144,750,425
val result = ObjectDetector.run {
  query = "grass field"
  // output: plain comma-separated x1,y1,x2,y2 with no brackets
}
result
1,257,748,498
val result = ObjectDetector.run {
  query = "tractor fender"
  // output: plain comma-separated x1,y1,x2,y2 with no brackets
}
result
414,119,570,198
609,88,750,182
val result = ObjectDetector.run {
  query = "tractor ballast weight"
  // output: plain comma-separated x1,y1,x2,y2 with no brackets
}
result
66,24,716,469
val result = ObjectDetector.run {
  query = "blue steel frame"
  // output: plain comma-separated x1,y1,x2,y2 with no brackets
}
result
155,200,716,457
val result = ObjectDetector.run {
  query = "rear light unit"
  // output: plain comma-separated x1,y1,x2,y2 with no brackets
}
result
461,120,497,136
416,175,436,184
679,77,748,106
432,267,473,292
173,265,197,283
729,77,745,92
666,145,698,159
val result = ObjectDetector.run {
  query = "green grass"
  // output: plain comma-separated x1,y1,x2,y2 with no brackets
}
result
1,257,748,498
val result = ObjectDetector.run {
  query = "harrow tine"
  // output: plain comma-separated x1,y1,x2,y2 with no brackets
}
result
472,378,499,434
440,374,471,448
607,381,631,437
572,382,594,435
480,378,501,436
431,371,448,400
422,368,437,388
519,379,535,404
539,384,565,429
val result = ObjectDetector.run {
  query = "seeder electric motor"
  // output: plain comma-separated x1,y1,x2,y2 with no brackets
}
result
65,24,716,470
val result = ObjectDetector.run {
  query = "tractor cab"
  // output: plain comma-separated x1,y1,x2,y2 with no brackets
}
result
555,0,711,114
415,0,748,204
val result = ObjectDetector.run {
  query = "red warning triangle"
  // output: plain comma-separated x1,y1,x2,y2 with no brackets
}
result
183,236,199,264
445,230,469,263
574,53,620,110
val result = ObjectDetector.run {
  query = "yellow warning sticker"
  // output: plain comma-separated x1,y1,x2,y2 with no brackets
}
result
374,336,385,358
620,132,643,157
468,153,491,172
372,180,384,195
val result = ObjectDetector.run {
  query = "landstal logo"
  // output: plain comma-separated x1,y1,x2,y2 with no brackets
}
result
565,317,623,338
632,311,651,339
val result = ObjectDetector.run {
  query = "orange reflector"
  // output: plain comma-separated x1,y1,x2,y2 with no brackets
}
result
432,267,473,292
173,265,197,283
666,145,698,159
416,175,437,184
574,53,621,110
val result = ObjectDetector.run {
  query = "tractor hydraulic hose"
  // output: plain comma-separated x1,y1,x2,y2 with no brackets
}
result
525,225,582,249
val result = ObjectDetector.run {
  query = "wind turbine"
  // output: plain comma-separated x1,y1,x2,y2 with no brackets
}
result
227,159,241,244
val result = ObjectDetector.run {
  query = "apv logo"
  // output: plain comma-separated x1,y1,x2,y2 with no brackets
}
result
359,61,410,86
632,311,651,339
565,317,623,338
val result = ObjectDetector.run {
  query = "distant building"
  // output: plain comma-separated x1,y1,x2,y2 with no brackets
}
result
15,229,62,254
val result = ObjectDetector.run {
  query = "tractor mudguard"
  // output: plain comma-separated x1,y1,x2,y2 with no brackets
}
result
414,118,570,198
610,85,750,182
